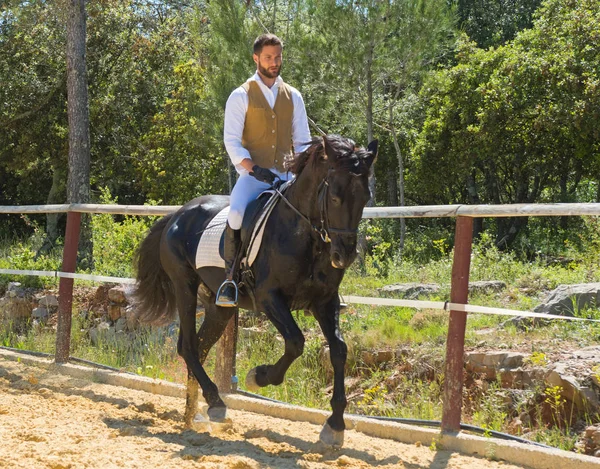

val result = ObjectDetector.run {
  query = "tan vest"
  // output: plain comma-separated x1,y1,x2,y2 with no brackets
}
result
241,80,294,172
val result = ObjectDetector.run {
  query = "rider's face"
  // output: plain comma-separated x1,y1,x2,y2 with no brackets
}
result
254,45,282,79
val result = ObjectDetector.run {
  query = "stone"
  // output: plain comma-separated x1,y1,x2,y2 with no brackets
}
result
38,295,59,309
468,281,507,294
545,370,585,409
31,307,49,320
89,322,113,346
108,304,124,321
585,425,598,438
125,307,139,330
361,350,394,367
379,283,440,299
115,317,127,333
465,351,526,380
534,283,600,317
108,286,128,305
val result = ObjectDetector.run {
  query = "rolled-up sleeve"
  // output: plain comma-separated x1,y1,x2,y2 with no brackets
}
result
224,87,251,166
291,90,312,153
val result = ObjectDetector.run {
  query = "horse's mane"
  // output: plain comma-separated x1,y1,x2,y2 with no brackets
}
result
285,134,372,176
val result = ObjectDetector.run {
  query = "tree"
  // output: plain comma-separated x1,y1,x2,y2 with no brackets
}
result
455,0,543,49
412,0,600,247
65,0,91,260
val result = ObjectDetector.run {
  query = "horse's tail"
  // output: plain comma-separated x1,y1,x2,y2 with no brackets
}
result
132,214,177,326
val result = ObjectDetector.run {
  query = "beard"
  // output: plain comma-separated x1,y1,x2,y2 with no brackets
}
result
258,63,281,79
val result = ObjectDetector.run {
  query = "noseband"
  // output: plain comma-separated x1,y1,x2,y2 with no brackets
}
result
275,174,359,244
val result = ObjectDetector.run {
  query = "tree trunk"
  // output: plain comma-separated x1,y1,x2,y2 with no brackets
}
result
365,40,376,206
467,170,483,239
66,0,91,262
389,103,406,252
38,164,66,255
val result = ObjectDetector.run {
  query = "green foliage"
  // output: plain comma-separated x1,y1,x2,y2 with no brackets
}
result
455,0,543,49
134,60,228,203
0,219,61,290
91,187,158,277
413,0,600,247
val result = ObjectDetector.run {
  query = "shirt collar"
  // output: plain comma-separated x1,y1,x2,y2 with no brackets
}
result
251,72,282,88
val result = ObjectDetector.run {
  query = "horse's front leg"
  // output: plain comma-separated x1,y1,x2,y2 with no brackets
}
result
245,292,305,390
313,295,347,448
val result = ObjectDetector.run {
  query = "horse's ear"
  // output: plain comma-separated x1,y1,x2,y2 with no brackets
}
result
322,136,335,162
365,139,378,167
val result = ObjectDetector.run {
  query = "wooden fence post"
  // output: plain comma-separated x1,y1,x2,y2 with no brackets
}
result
214,310,239,393
55,210,81,363
441,215,473,432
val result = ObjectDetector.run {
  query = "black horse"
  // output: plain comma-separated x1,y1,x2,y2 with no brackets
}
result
133,134,377,447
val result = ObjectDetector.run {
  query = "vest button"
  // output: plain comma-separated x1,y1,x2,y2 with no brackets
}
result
271,130,275,133
272,115,275,118
271,145,275,149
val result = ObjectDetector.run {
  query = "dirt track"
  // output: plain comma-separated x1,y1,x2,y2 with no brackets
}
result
0,358,530,469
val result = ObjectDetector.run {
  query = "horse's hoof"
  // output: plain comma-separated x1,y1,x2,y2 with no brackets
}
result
207,405,228,423
319,422,344,448
245,368,260,392
191,412,212,432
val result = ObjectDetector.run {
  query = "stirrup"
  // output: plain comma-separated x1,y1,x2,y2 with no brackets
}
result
215,280,238,307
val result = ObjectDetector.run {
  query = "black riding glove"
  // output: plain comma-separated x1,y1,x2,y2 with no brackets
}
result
250,165,278,185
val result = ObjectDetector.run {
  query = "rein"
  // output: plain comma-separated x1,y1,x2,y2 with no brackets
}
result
274,175,358,244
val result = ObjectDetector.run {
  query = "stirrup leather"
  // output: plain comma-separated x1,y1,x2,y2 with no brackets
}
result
215,279,239,307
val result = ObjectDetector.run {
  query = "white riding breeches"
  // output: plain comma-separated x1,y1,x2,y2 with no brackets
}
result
227,169,293,230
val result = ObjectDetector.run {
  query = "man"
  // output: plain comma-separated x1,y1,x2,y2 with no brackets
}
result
216,33,311,306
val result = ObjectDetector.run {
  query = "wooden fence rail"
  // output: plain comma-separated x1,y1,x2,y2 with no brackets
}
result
1,202,600,433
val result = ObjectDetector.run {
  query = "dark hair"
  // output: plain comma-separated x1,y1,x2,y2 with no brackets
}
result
253,34,283,55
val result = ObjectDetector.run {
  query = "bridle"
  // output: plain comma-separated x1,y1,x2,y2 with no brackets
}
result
274,172,359,244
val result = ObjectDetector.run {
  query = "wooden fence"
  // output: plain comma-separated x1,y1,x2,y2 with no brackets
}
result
2,202,600,433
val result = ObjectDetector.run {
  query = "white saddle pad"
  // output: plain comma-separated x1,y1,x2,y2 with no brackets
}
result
194,190,281,270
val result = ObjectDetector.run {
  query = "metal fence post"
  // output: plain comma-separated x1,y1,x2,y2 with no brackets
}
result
441,215,473,432
214,310,239,393
55,210,81,363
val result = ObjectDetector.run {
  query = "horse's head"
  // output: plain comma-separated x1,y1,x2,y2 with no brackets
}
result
286,134,377,268
320,135,377,268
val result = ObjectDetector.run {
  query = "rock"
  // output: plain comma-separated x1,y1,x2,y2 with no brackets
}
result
379,283,440,299
108,304,124,321
108,286,129,305
125,307,139,330
465,351,526,380
115,317,127,333
468,281,507,294
546,370,587,410
534,283,600,317
31,307,49,320
37,295,58,309
361,350,394,367
585,425,598,438
89,321,113,345
7,282,22,292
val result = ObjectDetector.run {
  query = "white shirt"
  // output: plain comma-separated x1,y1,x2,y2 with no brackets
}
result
224,73,311,175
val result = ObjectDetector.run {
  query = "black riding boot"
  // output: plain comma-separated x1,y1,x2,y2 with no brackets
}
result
216,224,241,307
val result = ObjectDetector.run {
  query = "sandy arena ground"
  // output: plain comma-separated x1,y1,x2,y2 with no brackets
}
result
0,358,531,469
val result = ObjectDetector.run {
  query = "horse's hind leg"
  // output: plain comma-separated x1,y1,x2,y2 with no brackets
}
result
178,331,199,427
174,280,227,423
